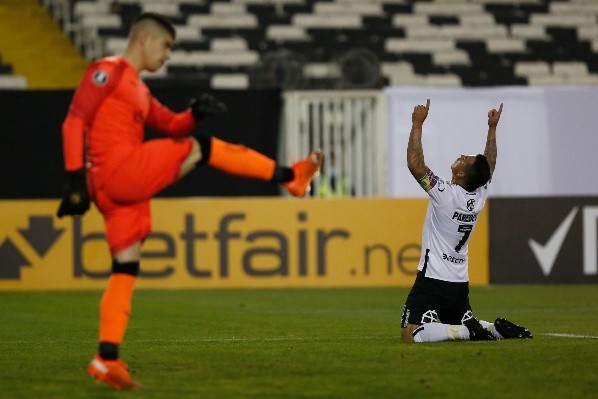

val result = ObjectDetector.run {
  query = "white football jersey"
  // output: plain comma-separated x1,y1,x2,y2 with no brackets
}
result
416,170,488,282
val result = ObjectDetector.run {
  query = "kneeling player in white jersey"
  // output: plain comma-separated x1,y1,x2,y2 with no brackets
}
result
400,99,532,343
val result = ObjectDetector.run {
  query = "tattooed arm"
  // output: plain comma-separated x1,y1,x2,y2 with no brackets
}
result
485,103,502,180
407,99,431,180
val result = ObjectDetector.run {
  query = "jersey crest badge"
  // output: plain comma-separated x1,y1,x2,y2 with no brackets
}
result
467,199,475,211
92,70,109,86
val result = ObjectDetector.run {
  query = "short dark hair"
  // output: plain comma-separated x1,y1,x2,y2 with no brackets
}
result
133,12,176,39
464,154,491,191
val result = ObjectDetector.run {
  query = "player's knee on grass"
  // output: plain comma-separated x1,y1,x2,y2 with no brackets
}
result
401,324,419,343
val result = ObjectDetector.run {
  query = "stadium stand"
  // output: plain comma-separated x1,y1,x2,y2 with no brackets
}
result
0,0,87,89
35,0,598,89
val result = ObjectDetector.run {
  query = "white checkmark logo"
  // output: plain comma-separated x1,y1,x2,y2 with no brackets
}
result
528,207,578,276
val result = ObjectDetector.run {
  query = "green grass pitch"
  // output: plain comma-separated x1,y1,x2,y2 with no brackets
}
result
0,285,596,399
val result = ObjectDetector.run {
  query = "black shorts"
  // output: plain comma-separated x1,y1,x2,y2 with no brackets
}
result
401,271,473,327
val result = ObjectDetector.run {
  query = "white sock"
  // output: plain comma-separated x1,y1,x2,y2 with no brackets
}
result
413,321,499,342
449,324,471,340
413,323,449,342
479,319,503,339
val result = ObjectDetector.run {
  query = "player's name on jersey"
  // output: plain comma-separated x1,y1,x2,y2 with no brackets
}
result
451,212,478,222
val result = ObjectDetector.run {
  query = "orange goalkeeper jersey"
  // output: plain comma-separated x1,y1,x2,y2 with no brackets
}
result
62,56,196,187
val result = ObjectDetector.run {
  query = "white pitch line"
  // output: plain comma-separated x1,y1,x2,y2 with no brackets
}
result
541,333,598,340
2,334,597,344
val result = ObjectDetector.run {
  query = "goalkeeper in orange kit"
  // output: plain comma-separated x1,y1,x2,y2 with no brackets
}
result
57,12,321,390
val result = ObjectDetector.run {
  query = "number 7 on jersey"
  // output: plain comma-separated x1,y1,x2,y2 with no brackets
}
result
455,224,473,252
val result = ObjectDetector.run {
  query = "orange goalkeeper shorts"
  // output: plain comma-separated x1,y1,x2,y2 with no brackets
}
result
89,138,193,255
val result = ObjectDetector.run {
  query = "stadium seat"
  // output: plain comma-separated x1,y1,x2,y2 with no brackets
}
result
73,1,111,20
266,25,310,41
0,75,28,89
103,36,128,55
527,74,567,85
292,14,362,29
413,2,484,16
210,73,250,89
514,61,551,78
510,24,550,40
386,38,456,53
552,61,589,77
313,2,384,17
174,25,203,41
486,38,526,53
565,74,598,85
424,74,461,87
432,50,471,66
141,3,181,17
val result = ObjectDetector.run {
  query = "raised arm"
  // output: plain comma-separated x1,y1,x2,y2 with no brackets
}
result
407,99,431,179
485,103,502,179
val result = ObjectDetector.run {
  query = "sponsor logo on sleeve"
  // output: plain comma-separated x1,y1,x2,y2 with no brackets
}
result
437,180,445,192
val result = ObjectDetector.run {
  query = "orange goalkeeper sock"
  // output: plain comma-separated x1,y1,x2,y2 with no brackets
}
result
98,272,137,348
207,136,277,181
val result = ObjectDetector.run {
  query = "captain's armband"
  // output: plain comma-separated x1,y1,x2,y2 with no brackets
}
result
417,170,439,192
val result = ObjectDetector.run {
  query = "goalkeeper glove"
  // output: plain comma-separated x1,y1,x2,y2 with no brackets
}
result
189,93,227,121
57,169,90,217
